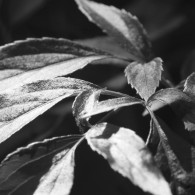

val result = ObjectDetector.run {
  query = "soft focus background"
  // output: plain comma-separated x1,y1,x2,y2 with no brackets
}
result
0,0,195,194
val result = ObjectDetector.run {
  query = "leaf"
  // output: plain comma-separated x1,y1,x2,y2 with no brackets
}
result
72,89,102,131
7,0,47,25
0,77,98,145
85,122,172,195
184,72,195,97
76,0,152,62
0,37,107,92
0,135,83,195
77,36,131,60
125,57,163,101
148,111,195,193
73,88,143,131
148,88,195,131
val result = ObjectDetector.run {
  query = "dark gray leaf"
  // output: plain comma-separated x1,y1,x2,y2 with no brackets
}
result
148,88,195,131
0,135,83,195
76,0,152,62
0,77,97,145
86,122,172,195
125,57,163,101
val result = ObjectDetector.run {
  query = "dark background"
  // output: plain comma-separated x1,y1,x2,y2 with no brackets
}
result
0,0,195,194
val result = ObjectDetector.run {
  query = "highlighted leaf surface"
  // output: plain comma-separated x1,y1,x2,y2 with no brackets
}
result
86,123,172,195
0,135,82,195
125,57,163,101
0,77,97,145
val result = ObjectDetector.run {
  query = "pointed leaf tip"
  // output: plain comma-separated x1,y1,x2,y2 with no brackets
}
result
125,57,163,101
76,0,152,62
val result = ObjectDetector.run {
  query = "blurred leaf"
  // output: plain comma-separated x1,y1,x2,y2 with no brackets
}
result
181,51,195,80
125,57,163,101
86,122,172,195
0,77,97,145
0,37,107,92
184,72,195,97
76,0,152,62
7,0,47,25
0,135,83,195
77,36,131,60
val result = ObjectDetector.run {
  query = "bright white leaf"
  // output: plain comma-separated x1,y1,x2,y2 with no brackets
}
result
34,142,80,195
86,123,172,195
125,57,163,101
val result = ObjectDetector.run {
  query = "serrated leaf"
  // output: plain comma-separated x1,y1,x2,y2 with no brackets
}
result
76,0,152,62
125,57,163,101
73,88,143,131
0,135,83,195
0,77,98,145
0,37,107,92
85,122,172,195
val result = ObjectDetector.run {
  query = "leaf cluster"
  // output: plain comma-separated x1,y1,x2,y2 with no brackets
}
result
0,0,195,195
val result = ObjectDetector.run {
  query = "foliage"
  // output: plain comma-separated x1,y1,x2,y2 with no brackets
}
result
0,0,195,194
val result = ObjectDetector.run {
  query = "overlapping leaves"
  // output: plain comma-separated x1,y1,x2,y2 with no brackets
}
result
0,0,177,194
76,0,163,102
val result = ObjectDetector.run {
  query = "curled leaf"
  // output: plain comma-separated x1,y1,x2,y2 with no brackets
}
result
0,77,97,145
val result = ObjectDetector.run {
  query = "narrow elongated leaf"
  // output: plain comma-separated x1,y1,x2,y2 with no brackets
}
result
86,123,172,195
125,57,163,101
148,111,195,193
0,135,83,195
0,37,107,92
76,0,152,62
0,77,98,145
